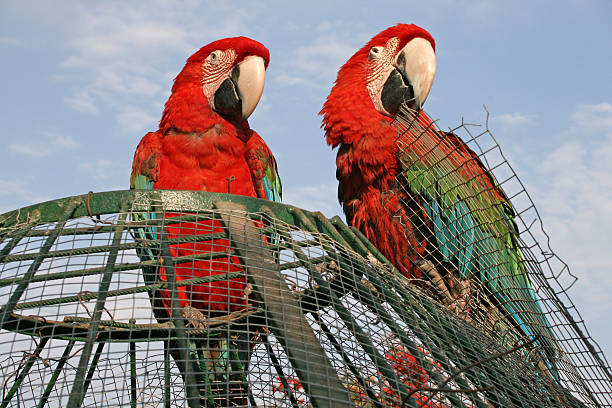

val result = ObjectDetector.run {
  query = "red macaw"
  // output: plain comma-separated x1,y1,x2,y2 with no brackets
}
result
321,23,558,384
130,36,281,405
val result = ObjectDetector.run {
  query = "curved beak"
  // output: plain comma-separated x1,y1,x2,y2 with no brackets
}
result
213,55,266,122
395,37,436,110
234,55,266,120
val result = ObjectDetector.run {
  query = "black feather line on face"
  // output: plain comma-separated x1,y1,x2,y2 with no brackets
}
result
381,68,415,116
213,68,243,122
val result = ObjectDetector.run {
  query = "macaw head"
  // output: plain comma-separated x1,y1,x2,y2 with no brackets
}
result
161,36,269,133
321,24,436,146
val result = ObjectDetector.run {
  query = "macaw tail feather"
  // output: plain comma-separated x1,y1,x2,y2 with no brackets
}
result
395,108,561,383
165,330,254,406
201,332,254,406
131,211,259,404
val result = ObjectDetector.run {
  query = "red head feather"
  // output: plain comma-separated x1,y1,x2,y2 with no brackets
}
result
321,24,435,148
160,36,270,134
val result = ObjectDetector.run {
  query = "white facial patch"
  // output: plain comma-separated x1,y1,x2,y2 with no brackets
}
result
364,36,436,115
201,48,237,104
366,37,400,116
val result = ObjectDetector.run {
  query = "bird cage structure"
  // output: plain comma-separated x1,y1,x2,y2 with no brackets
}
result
0,184,609,407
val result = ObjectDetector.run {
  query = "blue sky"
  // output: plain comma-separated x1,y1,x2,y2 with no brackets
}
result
1,0,611,362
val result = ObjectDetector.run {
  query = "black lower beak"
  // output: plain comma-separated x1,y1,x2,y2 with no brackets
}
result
381,67,416,115
213,67,243,121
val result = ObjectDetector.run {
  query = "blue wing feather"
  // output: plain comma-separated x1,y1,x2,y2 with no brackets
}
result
130,133,161,267
400,127,559,380
262,171,282,203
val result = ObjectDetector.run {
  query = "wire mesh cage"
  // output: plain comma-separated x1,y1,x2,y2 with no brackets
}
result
380,105,612,407
0,183,608,407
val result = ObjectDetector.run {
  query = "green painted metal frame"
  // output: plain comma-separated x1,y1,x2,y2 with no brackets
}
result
0,189,590,408
217,201,353,407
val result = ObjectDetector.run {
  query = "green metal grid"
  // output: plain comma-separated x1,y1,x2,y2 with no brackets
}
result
0,189,605,407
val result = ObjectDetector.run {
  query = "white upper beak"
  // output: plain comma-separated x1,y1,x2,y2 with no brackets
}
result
396,38,436,109
235,55,266,120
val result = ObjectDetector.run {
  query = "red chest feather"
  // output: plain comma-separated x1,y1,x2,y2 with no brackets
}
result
154,130,256,197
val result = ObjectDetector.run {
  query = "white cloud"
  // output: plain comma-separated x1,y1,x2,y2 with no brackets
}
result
53,134,79,150
530,103,612,327
0,179,51,211
0,36,21,46
462,0,503,22
63,89,99,114
570,102,612,131
492,112,537,126
8,143,50,158
9,132,79,158
58,19,191,100
274,74,307,87
116,105,157,135
293,40,356,78
52,2,254,129
79,159,115,181
274,23,365,91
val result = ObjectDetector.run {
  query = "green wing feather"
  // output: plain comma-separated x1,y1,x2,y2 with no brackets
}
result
262,154,282,203
130,133,161,267
398,123,558,378
245,137,282,251
130,132,264,400
245,135,282,204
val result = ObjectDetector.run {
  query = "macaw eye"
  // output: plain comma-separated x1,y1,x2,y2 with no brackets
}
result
208,51,221,65
368,46,383,60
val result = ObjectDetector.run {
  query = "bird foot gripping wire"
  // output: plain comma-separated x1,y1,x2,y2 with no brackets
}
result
448,275,471,316
415,260,471,319
181,306,208,329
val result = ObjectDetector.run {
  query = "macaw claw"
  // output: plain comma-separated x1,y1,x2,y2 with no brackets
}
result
182,305,208,329
415,259,471,318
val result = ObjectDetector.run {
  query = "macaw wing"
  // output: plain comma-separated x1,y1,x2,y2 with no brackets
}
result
262,154,282,203
397,116,557,376
246,131,282,203
130,131,162,191
130,132,163,278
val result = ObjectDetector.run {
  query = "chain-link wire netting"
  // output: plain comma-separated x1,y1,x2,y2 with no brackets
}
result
0,185,607,407
379,104,611,407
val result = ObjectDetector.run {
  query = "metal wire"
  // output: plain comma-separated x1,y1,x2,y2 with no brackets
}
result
382,104,611,408
0,106,608,408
